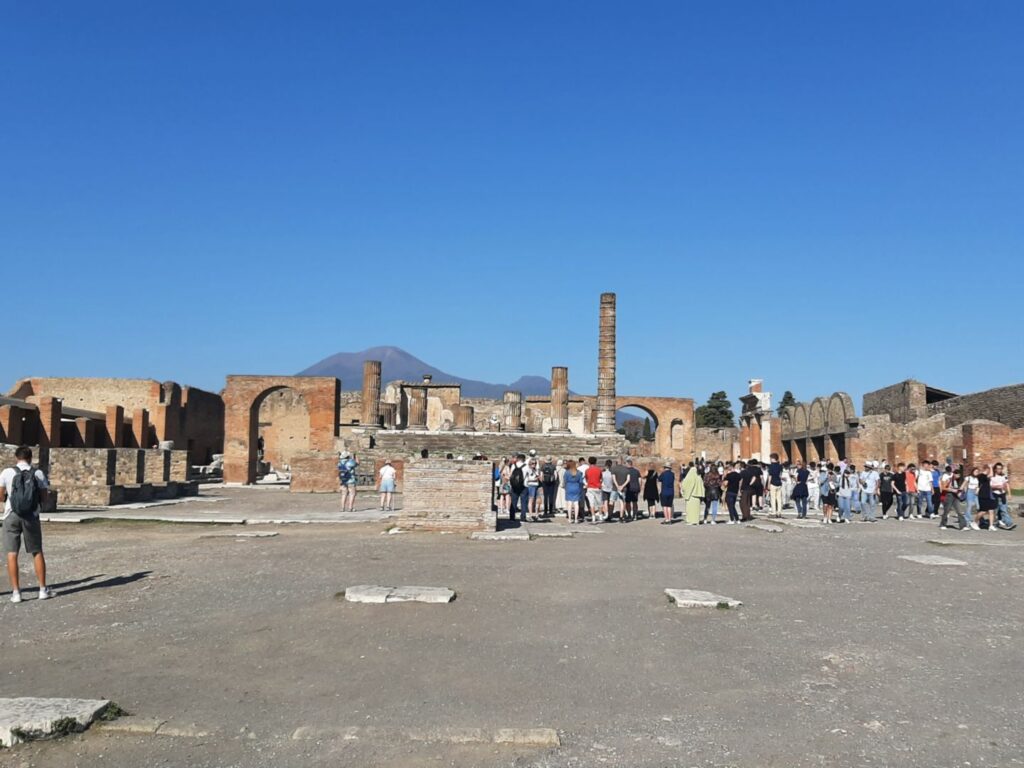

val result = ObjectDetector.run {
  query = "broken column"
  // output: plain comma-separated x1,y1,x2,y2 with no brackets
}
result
407,387,428,431
549,366,569,433
454,404,475,431
37,396,62,448
380,402,397,429
503,391,524,431
595,292,617,434
361,360,382,428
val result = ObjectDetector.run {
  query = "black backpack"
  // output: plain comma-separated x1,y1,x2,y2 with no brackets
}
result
510,465,525,493
10,467,40,517
541,462,555,483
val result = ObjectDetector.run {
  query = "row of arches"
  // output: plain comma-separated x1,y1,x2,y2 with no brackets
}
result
780,392,856,439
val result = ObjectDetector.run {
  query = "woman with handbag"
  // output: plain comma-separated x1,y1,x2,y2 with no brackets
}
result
939,465,967,530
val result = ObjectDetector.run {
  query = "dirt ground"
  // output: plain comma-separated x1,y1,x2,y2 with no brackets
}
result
3,488,1023,767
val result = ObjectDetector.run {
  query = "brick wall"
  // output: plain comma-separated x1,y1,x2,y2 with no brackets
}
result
144,449,170,483
926,383,1024,429
290,451,339,493
181,385,225,464
372,430,627,461
10,377,159,413
114,449,144,485
694,427,738,461
863,380,928,424
399,459,495,532
258,388,311,469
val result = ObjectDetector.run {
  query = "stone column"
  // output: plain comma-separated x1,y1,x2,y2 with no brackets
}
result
503,391,524,432
380,402,397,430
361,360,382,428
549,366,569,433
454,404,475,431
104,405,124,448
37,396,62,448
595,292,617,434
0,405,23,445
407,387,428,431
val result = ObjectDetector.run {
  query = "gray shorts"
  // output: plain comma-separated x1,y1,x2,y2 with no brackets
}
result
3,513,43,555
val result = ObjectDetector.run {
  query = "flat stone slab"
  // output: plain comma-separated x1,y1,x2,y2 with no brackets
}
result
665,589,742,609
525,525,574,538
344,585,455,604
0,697,111,746
898,554,968,566
290,724,558,747
927,538,1023,548
747,523,784,533
471,530,530,541
199,531,279,539
777,518,822,529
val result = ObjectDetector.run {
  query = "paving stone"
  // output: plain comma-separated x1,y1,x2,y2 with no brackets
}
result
777,519,822,529
470,529,530,541
526,525,574,538
927,538,1023,548
0,697,111,747
493,727,560,747
898,554,968,566
747,523,784,533
386,586,455,604
343,585,394,603
665,588,742,609
199,531,279,539
97,716,165,734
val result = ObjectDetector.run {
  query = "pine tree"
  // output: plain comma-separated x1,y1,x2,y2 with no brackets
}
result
642,417,653,441
695,391,735,428
777,390,797,414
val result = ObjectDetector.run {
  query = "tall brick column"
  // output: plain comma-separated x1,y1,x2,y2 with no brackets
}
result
454,404,475,431
0,405,23,445
595,292,617,434
37,396,62,448
132,408,150,449
380,402,397,429
104,405,124,448
503,391,524,432
407,387,428,430
361,360,382,428
548,366,570,433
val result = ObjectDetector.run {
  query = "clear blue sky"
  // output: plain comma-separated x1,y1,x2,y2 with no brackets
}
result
3,1,1022,413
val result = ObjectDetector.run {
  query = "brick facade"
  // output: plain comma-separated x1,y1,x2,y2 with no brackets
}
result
398,459,496,532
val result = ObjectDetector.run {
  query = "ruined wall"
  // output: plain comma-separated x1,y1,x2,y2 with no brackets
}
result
694,427,738,462
339,391,362,424
926,383,1024,430
181,386,224,464
398,459,496,532
290,451,339,493
372,430,627,461
257,388,310,469
10,378,160,413
863,380,928,424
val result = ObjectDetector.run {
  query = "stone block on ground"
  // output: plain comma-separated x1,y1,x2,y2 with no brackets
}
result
898,554,968,566
343,585,393,604
470,529,530,541
747,522,784,533
343,585,455,604
525,524,573,538
0,697,112,747
927,538,1022,548
665,588,742,609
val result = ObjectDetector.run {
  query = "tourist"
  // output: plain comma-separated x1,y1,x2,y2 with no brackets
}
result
658,462,676,524
723,461,743,524
554,458,566,514
893,462,909,520
498,458,512,518
905,463,920,518
991,463,1016,530
837,467,856,523
378,459,397,512
601,460,615,521
681,461,704,525
820,465,837,524
878,464,895,519
524,457,542,522
914,462,934,519
702,463,722,524
540,455,558,518
848,464,861,514
257,435,265,461
862,461,880,522
1,446,51,603
338,451,359,512
642,462,660,519
563,460,584,524
963,466,980,529
930,460,942,518
792,460,809,519
509,453,529,522
977,464,997,531
624,458,641,521
766,453,785,518
939,465,967,530
739,459,760,522
807,462,820,512
584,457,604,524
610,458,631,522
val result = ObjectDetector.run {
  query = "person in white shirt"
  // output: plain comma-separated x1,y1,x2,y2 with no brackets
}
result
524,458,542,521
0,446,51,603
378,459,397,512
807,462,820,511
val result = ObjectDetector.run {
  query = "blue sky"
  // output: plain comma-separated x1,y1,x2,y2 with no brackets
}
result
3,1,1022,412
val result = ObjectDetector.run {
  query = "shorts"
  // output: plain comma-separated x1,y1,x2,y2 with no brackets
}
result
610,489,623,503
527,486,540,499
380,480,396,493
660,495,674,508
586,489,602,509
341,480,357,488
2,514,42,555
602,491,611,503
625,489,639,503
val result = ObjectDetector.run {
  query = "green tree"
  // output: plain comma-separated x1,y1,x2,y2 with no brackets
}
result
777,390,797,414
695,391,735,428
622,419,643,443
642,417,653,441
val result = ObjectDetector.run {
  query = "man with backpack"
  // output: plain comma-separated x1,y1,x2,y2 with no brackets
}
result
337,451,359,512
508,454,528,522
540,455,558,518
0,446,51,603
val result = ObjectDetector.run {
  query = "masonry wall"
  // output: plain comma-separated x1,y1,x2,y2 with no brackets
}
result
694,427,738,462
181,386,225,464
863,380,928,424
10,378,159,414
48,448,116,488
258,388,311,469
399,459,496,532
372,430,628,461
926,384,1024,429
290,451,339,493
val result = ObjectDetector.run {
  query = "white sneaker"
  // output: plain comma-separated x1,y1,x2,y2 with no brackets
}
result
988,526,996,532
970,523,980,530
10,591,21,604
38,587,51,600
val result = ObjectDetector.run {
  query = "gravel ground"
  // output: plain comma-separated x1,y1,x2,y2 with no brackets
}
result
3,490,1023,768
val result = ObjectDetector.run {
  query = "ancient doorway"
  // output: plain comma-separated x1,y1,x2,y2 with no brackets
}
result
255,387,310,479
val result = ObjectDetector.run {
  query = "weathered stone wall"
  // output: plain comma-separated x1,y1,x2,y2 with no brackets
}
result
694,427,738,462
144,449,170,483
9,378,160,414
290,451,339,493
169,450,189,482
48,448,115,487
114,449,144,485
372,430,628,461
181,385,224,464
926,383,1024,429
863,380,928,424
257,388,311,469
399,459,495,532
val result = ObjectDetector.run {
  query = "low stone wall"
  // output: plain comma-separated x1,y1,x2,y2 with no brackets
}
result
290,451,339,493
114,449,143,485
373,431,627,461
398,459,495,532
49,448,115,487
144,449,169,483
169,450,189,482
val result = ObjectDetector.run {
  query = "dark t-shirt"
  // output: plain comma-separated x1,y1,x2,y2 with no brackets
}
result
611,464,630,487
724,471,742,494
879,472,894,493
626,467,641,492
892,472,907,492
767,462,784,487
659,470,676,495
741,466,760,492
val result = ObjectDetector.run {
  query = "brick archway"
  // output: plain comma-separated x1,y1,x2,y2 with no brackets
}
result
223,376,340,484
616,396,694,459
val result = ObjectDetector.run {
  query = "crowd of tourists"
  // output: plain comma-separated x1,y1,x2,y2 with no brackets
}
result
493,450,1018,531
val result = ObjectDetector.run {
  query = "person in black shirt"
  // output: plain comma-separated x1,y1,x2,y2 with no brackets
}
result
723,462,743,523
878,464,895,519
739,459,760,521
892,462,908,519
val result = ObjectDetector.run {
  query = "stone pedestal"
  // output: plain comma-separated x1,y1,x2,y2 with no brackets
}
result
549,366,569,433
595,293,617,434
503,391,524,432
361,360,382,428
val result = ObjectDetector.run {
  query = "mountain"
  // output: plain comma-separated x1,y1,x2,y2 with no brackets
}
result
298,346,561,398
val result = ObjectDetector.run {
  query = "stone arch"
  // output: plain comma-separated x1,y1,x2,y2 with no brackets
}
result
827,392,855,433
255,386,310,471
616,395,694,460
791,403,809,434
223,375,340,484
780,406,795,440
809,397,827,434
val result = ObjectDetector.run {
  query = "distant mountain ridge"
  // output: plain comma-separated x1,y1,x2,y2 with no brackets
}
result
298,346,566,399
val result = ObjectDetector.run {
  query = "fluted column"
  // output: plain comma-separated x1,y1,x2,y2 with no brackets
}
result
454,404,475,431
550,366,569,433
361,360,382,427
503,391,524,432
407,386,428,430
380,402,397,429
595,292,617,433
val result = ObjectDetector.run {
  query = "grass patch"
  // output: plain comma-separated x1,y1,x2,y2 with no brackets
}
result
98,702,128,721
716,601,732,610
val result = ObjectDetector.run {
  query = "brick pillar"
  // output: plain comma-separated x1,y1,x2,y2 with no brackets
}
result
73,417,97,447
37,396,62,448
750,417,762,460
739,418,751,458
132,408,150,448
380,402,397,430
454,404,475,431
105,405,124,448
0,405,23,445
549,366,569,433
503,391,524,432
595,292,617,434
361,360,382,428
407,387,428,431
